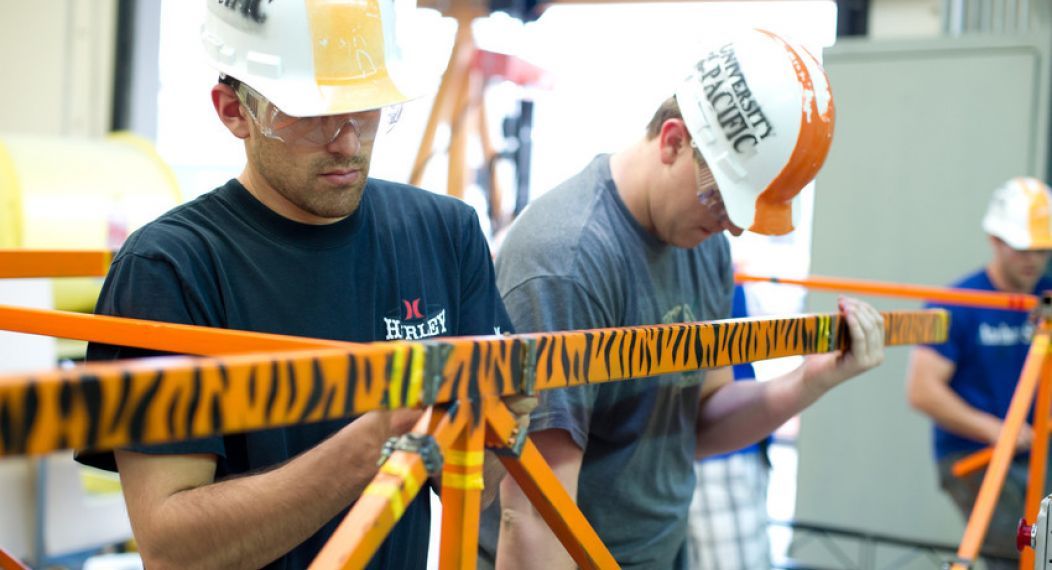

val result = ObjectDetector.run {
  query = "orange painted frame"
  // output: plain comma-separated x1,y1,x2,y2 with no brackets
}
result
736,273,1037,311
0,548,29,570
309,398,621,570
946,321,1052,570
0,249,111,278
0,253,952,569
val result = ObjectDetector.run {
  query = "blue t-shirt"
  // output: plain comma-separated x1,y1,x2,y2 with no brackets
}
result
927,269,1052,460
78,178,512,569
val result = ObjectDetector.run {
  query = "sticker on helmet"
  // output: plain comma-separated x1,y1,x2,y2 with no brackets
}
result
697,44,774,156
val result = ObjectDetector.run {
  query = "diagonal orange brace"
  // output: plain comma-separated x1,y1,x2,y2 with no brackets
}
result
1023,346,1052,570
485,400,619,569
310,406,469,570
0,548,29,570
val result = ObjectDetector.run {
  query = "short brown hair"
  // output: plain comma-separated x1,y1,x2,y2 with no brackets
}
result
645,95,705,165
645,96,682,140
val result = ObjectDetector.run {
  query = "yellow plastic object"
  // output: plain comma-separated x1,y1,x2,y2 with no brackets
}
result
79,466,123,497
0,132,181,312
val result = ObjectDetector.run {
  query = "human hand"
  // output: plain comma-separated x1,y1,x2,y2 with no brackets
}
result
1012,422,1035,452
804,296,885,393
354,409,427,462
503,395,538,436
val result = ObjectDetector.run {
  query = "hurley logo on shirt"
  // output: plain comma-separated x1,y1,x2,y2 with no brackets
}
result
384,298,448,340
978,321,1034,346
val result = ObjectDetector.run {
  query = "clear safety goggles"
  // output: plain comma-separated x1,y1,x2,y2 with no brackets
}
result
691,140,739,232
234,82,401,148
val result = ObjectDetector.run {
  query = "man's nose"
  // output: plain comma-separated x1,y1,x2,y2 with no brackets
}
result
325,120,362,155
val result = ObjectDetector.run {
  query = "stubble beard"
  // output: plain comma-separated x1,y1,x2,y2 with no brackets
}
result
255,140,371,220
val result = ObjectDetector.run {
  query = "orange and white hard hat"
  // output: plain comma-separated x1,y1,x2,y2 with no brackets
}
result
982,177,1052,250
675,29,835,235
200,0,424,117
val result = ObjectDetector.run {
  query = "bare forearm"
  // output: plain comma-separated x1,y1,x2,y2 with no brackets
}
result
133,426,385,569
483,451,505,508
496,480,575,570
695,366,819,458
913,380,1002,445
496,429,580,570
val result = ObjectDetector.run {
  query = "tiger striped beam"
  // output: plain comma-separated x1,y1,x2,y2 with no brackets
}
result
0,310,948,457
0,250,113,278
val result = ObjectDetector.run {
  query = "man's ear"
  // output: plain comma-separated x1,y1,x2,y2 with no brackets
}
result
212,83,251,140
658,118,690,166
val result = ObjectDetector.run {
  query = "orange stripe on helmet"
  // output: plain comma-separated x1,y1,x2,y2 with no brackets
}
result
749,31,835,236
1022,177,1052,246
305,0,407,113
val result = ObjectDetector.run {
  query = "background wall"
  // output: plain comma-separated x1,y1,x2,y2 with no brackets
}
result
0,1,117,137
794,33,1051,567
870,0,941,38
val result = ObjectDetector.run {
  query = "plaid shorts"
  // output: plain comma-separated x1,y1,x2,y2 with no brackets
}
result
687,451,771,570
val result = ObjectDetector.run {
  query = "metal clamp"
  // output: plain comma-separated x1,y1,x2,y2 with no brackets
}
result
421,342,452,406
377,433,444,476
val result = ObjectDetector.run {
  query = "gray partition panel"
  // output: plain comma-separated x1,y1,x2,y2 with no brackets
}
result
795,34,1050,568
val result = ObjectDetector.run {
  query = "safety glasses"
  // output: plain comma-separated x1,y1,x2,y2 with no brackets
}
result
234,82,399,148
691,141,723,208
690,140,744,236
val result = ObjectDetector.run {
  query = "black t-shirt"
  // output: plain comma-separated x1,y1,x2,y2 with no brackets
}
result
77,178,512,569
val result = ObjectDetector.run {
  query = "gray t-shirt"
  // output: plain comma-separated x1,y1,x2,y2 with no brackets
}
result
481,154,733,569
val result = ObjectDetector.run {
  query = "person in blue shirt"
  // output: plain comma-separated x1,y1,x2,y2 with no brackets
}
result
687,284,773,569
908,177,1052,569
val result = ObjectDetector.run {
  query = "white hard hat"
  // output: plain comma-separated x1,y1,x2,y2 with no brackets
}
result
982,177,1052,250
200,0,424,117
675,29,835,235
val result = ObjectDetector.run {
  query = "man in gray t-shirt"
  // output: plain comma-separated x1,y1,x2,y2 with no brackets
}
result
483,31,887,569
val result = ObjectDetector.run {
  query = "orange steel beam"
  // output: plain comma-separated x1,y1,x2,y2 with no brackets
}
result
0,548,29,570
409,9,479,187
736,273,1037,312
439,400,486,570
0,249,112,278
949,327,1051,570
0,304,354,356
485,399,618,568
310,407,469,570
0,310,948,457
950,449,992,478
1023,352,1052,570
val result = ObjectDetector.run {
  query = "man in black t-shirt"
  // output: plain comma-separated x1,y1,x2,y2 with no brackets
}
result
76,2,531,568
